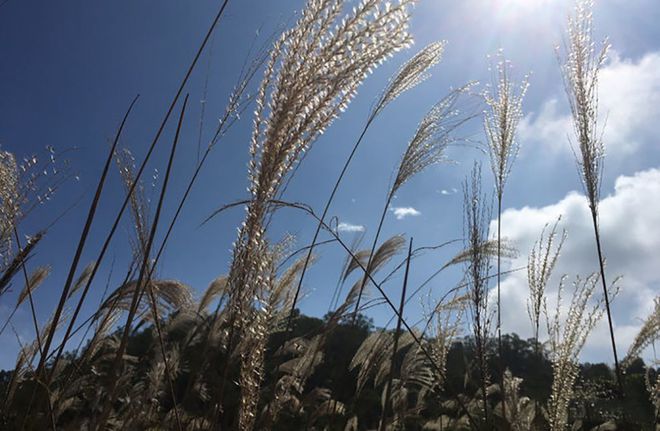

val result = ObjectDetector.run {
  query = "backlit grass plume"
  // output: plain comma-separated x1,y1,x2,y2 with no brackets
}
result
527,216,566,351
463,162,492,424
484,53,528,200
624,297,660,368
374,41,445,117
0,151,19,266
217,1,416,428
545,273,619,431
558,0,622,390
228,0,415,322
484,54,528,411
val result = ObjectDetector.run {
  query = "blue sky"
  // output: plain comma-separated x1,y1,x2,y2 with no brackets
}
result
1,0,659,369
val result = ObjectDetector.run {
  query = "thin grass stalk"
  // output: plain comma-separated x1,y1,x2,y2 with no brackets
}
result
20,97,139,425
196,32,215,165
32,94,137,386
69,256,115,357
47,0,231,384
379,237,413,431
11,232,44,361
144,282,183,430
286,114,376,333
351,188,394,325
139,98,190,431
12,229,57,431
496,199,504,418
463,163,491,425
101,55,261,407
43,95,139,385
591,209,623,390
95,96,187,431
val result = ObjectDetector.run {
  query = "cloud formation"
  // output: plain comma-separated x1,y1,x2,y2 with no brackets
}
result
519,50,660,158
494,167,660,362
439,188,458,196
391,206,421,220
337,222,365,233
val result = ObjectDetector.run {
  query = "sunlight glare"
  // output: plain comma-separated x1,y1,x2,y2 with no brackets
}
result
495,0,557,21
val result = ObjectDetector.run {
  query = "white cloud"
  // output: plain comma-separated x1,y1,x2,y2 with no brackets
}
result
392,206,421,220
493,167,660,362
337,222,365,232
519,50,660,158
439,188,458,196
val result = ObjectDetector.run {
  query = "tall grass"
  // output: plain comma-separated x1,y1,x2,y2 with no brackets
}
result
462,163,492,425
483,51,528,416
0,0,658,429
558,0,624,393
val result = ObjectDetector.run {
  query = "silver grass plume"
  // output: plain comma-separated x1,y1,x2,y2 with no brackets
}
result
392,83,476,194
16,266,51,307
100,279,194,319
384,343,436,428
263,335,326,428
559,0,622,392
442,238,517,271
350,330,415,395
0,147,66,273
198,275,228,313
425,291,465,388
266,236,405,425
623,297,660,368
115,148,151,258
309,235,404,330
247,0,414,210
0,151,19,266
224,0,415,378
342,249,371,284
484,52,529,199
68,261,96,300
645,362,660,422
560,0,609,209
527,216,566,348
496,370,534,431
4,310,68,409
374,41,445,117
545,273,619,431
484,52,528,418
345,235,406,318
462,162,492,423
236,241,287,430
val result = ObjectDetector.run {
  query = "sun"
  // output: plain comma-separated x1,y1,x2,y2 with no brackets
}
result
493,0,564,23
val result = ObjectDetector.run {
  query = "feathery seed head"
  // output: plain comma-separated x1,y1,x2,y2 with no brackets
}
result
483,52,529,196
375,41,445,116
560,0,610,210
393,83,476,193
